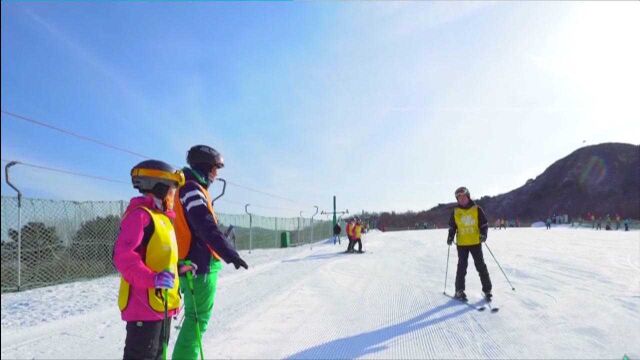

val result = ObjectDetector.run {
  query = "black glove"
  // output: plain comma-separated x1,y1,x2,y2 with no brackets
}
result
232,257,248,270
480,234,487,243
447,237,453,246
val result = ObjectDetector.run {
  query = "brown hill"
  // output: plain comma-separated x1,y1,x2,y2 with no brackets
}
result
375,143,639,228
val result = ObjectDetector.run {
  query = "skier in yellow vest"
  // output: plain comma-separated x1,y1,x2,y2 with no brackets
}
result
113,160,185,360
447,186,492,302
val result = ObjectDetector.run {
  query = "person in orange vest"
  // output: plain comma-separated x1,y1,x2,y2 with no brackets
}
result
353,218,364,253
113,160,185,360
447,186,492,302
172,145,248,360
345,219,355,253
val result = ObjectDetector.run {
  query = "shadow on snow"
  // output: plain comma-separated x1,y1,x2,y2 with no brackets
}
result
287,298,480,359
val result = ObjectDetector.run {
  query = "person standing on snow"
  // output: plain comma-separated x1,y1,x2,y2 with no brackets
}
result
113,160,185,360
345,218,355,253
172,145,249,360
447,186,493,301
333,222,342,245
353,218,364,253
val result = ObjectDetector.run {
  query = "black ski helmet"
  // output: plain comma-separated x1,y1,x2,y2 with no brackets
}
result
455,186,470,199
131,160,185,198
187,145,224,171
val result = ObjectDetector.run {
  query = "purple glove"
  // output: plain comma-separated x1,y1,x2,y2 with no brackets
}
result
154,271,175,289
178,261,198,277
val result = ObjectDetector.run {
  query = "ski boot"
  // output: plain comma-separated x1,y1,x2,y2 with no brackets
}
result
483,291,493,302
454,290,468,302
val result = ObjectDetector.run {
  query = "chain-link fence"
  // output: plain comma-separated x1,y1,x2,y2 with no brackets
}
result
1,196,334,293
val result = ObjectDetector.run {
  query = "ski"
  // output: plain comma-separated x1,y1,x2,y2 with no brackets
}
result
443,293,486,311
484,299,499,313
476,295,500,313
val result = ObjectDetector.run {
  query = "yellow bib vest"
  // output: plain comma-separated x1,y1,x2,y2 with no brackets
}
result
354,224,362,238
454,205,481,246
118,207,181,312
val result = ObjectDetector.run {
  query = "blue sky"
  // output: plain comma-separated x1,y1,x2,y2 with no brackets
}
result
2,1,639,217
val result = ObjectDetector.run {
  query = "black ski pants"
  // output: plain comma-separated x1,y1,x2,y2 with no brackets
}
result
354,238,362,252
455,244,492,293
346,236,354,252
123,319,171,360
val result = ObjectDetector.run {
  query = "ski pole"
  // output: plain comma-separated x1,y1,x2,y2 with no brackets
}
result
185,261,205,360
162,288,169,360
174,312,185,330
484,243,516,291
443,244,451,294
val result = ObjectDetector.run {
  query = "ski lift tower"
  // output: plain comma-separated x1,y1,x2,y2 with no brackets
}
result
321,195,349,228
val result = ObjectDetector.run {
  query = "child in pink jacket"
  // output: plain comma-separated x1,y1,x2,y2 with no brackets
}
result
113,160,185,360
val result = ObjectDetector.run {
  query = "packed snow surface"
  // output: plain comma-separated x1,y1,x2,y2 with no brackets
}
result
2,228,639,359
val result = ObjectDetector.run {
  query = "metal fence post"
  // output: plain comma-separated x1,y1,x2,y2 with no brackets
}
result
310,206,318,250
5,161,22,291
274,217,278,248
245,204,252,253
299,211,304,246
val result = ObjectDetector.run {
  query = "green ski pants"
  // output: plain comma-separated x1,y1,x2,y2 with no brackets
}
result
172,259,222,360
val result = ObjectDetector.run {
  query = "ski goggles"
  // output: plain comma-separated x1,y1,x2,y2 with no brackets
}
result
213,155,225,169
131,168,186,187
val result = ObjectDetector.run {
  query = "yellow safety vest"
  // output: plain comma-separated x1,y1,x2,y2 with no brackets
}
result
118,207,181,312
454,206,480,246
354,224,362,238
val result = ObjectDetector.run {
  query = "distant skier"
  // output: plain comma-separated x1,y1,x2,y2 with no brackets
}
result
447,186,492,301
545,218,551,230
596,217,602,230
500,218,507,230
624,218,629,231
353,218,364,253
113,160,185,360
333,222,342,245
345,219,355,253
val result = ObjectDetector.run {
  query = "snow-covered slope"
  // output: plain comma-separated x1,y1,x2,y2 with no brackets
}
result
2,228,639,359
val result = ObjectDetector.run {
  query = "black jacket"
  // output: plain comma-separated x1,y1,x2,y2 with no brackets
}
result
178,168,242,274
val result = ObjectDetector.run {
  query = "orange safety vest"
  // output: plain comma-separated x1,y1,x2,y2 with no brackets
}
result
173,180,222,261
